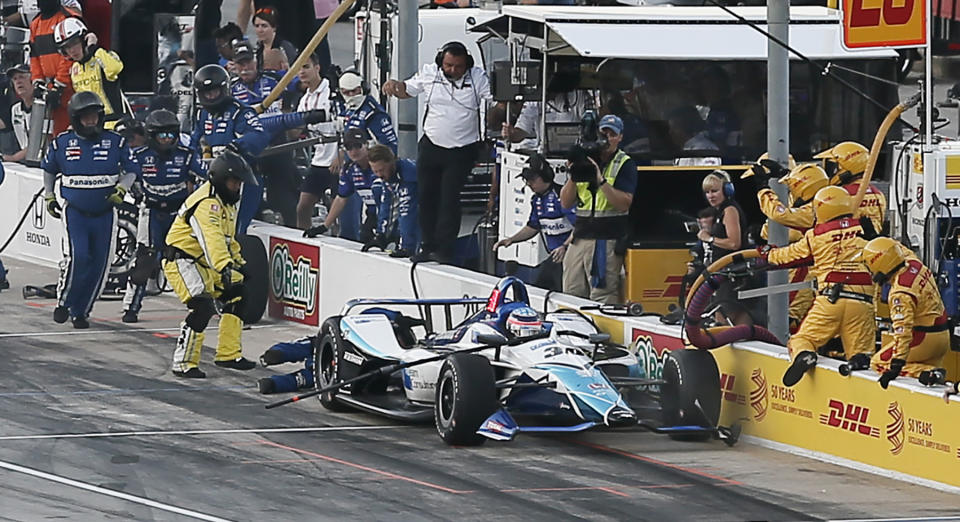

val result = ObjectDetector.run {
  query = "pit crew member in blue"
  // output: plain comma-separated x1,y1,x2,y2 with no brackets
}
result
494,154,575,291
190,64,269,234
338,69,397,154
306,128,377,242
42,91,138,329
163,151,258,378
122,109,207,324
256,335,317,394
368,144,419,256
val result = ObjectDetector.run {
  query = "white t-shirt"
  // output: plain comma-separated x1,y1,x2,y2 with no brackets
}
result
297,78,337,167
514,91,593,148
10,100,30,151
404,63,491,149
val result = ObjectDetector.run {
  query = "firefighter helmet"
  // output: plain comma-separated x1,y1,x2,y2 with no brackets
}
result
814,142,868,185
813,185,854,223
780,164,829,204
862,237,908,283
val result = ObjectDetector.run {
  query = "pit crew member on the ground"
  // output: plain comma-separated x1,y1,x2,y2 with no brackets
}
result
368,144,419,256
861,237,950,388
494,153,574,292
190,64,269,234
163,151,258,378
758,186,876,387
121,109,206,324
559,114,636,304
43,91,138,329
381,41,491,263
55,18,124,129
256,335,317,394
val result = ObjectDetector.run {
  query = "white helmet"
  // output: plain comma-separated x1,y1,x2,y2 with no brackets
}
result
506,306,543,338
54,17,87,51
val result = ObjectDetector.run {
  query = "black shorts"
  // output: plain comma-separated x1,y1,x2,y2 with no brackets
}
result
300,165,334,197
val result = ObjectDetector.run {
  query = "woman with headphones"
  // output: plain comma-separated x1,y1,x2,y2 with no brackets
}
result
698,169,746,258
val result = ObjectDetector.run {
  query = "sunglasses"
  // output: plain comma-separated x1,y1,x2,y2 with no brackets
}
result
155,131,177,140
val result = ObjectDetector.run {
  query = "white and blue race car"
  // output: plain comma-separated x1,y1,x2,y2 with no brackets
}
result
313,277,730,446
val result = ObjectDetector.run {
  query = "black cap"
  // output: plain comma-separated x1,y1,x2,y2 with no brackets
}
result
342,128,367,148
5,63,29,77
520,153,554,182
232,40,255,62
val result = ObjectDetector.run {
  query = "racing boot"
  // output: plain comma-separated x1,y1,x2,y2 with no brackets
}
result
783,350,818,387
122,310,138,323
214,313,255,370
172,322,205,378
919,368,947,386
257,378,276,394
53,305,69,324
259,348,286,367
71,316,89,329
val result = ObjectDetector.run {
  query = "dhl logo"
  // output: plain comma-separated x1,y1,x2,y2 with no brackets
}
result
749,368,768,422
819,399,880,438
886,401,905,456
641,276,684,299
719,373,746,405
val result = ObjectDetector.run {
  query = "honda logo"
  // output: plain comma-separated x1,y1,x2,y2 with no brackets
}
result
33,196,45,230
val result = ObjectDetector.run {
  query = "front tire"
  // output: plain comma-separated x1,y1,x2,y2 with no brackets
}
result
314,316,353,412
660,348,721,442
434,353,497,446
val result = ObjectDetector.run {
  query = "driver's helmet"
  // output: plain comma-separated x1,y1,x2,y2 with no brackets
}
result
506,306,543,338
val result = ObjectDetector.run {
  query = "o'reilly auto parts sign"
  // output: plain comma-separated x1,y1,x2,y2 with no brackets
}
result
268,238,320,326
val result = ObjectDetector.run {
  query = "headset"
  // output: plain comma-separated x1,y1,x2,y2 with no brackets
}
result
707,169,736,199
435,41,474,69
338,69,369,95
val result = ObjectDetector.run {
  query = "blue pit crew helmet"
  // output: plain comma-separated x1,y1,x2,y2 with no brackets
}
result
506,306,544,338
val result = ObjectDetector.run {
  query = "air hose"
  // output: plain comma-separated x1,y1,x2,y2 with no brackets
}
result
683,249,783,349
853,92,922,214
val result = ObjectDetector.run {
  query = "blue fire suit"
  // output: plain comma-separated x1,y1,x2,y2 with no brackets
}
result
259,336,316,393
123,144,207,315
374,158,419,253
42,130,138,320
342,96,398,153
231,74,301,228
528,185,575,291
337,160,378,242
190,98,269,234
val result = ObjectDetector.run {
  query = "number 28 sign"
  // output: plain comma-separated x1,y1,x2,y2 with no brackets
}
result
842,0,927,49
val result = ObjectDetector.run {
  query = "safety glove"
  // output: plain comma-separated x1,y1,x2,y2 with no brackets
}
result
302,224,328,238
32,80,45,102
107,185,127,206
302,109,327,125
44,194,61,219
45,87,62,111
878,358,906,389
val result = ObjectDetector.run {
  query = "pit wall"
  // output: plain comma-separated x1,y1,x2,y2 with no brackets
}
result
2,164,957,491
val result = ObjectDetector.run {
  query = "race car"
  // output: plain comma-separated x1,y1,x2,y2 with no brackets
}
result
313,276,729,446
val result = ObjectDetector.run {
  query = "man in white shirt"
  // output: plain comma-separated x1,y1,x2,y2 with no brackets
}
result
295,53,339,230
4,64,31,163
381,41,491,263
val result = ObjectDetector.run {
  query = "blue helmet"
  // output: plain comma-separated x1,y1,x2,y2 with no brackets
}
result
506,306,543,338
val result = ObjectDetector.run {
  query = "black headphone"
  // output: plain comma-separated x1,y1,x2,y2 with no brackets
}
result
435,41,474,69
338,69,369,96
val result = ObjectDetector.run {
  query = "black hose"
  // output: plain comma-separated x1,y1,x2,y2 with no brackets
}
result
0,188,44,254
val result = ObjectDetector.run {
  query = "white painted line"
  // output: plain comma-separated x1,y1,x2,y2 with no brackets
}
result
741,435,960,495
831,518,960,521
0,459,235,522
0,425,407,441
0,323,280,338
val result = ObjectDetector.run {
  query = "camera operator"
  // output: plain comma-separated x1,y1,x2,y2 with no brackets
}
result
559,114,637,304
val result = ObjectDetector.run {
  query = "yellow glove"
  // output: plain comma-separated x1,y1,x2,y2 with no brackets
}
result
45,194,61,218
107,185,127,206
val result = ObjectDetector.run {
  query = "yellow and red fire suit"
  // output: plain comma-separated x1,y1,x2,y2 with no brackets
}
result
764,217,875,361
758,189,815,333
163,181,245,373
873,259,950,377
841,182,886,237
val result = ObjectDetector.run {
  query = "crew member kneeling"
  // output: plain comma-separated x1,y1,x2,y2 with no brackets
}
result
163,151,258,378
862,237,949,388
758,186,876,387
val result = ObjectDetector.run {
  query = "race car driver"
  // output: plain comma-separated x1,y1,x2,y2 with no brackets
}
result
55,18,124,130
749,161,829,332
122,109,207,324
30,0,79,136
814,141,886,238
861,237,950,388
190,64,269,235
42,91,138,328
506,306,545,338
163,150,258,378
758,186,875,387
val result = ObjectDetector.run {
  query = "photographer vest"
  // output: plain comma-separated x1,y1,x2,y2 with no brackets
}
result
573,149,631,239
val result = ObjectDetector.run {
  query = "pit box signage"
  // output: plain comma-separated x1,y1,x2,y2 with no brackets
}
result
268,237,320,326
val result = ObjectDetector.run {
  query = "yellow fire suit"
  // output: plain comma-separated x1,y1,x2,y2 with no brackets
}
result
765,217,875,360
69,47,125,129
163,181,245,373
841,182,886,236
758,189,815,332
873,259,949,377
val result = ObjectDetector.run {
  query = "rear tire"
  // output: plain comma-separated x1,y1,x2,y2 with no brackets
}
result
661,348,721,442
314,316,353,412
434,353,497,446
237,234,268,324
